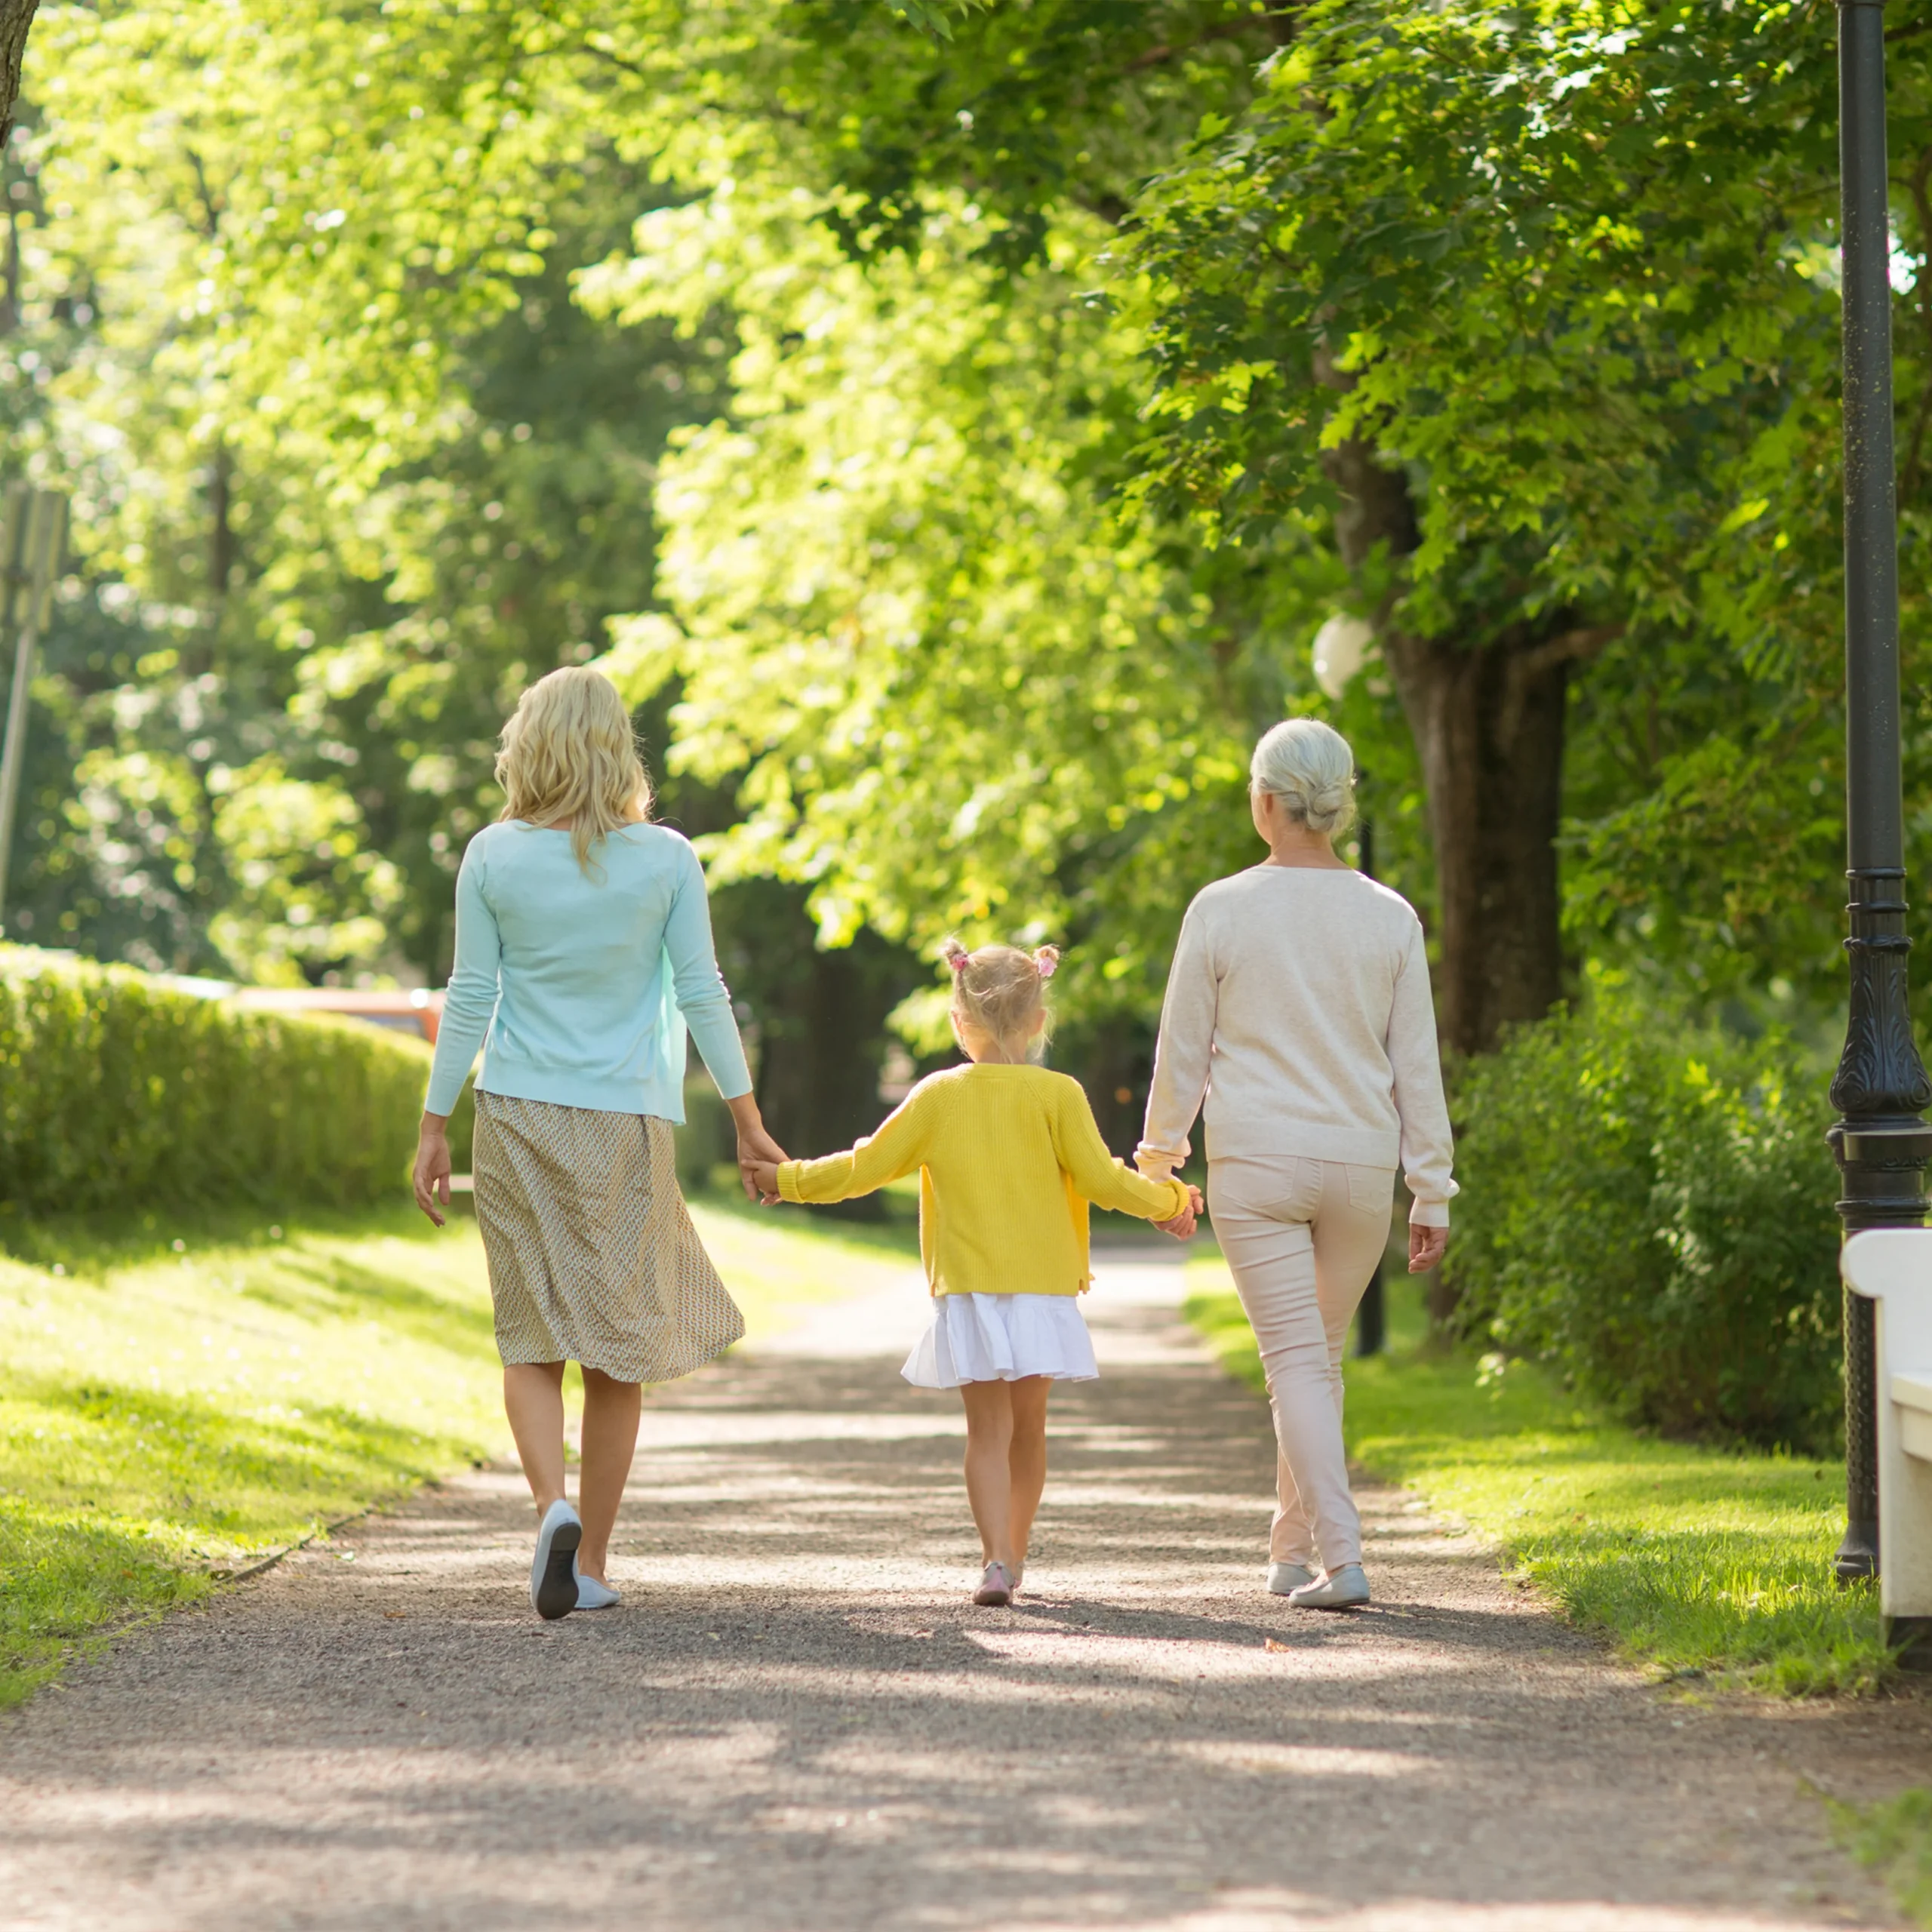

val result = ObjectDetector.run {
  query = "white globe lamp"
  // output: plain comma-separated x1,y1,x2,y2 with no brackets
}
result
1311,614,1374,701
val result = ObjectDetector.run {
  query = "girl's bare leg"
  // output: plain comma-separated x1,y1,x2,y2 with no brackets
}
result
1004,1376,1052,1575
959,1380,1017,1567
503,1362,568,1514
577,1367,643,1584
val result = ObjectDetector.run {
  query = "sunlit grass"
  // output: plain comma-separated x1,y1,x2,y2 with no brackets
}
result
0,1204,506,1706
1184,1250,1890,1697
0,1189,916,1706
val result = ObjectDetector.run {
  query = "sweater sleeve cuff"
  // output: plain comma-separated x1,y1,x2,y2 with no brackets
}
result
777,1161,808,1204
1134,1143,1183,1181
1408,1199,1451,1229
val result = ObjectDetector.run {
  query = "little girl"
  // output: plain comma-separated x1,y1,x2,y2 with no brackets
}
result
747,940,1202,1605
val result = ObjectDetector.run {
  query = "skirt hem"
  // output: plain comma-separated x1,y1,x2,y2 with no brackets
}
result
901,1291,1100,1391
496,1335,740,1384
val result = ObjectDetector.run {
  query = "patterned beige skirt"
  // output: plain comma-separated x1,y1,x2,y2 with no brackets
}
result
471,1091,744,1383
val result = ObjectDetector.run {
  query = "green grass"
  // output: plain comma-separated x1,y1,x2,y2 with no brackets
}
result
0,1189,919,1708
1835,1788,1932,1928
1183,1249,1892,1697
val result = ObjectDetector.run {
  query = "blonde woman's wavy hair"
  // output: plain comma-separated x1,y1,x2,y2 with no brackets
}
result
495,666,653,872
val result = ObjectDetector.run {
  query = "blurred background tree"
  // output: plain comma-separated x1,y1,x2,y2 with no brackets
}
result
2,0,1927,1183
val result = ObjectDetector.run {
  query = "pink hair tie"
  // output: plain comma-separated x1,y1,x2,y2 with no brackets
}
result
947,952,969,977
1036,957,1057,980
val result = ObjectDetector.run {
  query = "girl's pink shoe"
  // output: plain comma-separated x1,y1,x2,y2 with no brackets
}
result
974,1561,1016,1607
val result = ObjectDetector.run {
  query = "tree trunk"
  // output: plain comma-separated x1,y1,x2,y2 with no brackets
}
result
1319,428,1579,1056
0,4,39,158
1381,625,1569,1057
754,936,903,1162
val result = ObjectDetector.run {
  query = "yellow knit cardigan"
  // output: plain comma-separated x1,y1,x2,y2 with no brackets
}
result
776,1063,1190,1297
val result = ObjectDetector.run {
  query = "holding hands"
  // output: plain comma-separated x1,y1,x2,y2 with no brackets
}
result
726,1094,788,1204
741,1165,1198,1234
1154,1183,1204,1241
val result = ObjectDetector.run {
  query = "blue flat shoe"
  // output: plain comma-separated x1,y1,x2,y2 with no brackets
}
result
572,1558,620,1611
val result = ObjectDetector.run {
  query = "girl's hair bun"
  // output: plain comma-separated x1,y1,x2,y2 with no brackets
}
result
944,938,1059,1058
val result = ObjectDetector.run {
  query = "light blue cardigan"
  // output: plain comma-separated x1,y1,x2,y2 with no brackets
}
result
423,820,752,1121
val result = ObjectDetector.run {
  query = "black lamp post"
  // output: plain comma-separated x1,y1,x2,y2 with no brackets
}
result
1829,0,1932,1586
1355,801,1385,1358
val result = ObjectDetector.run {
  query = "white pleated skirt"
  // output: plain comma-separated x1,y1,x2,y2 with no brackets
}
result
901,1292,1100,1389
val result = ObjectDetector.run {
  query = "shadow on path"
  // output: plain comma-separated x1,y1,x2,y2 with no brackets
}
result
1,1264,1926,1930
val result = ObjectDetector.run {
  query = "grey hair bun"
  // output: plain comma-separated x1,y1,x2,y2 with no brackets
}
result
1250,717,1357,837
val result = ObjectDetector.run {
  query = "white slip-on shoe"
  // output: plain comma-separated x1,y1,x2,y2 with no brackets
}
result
1287,1562,1370,1611
571,1558,621,1611
1266,1561,1317,1596
530,1500,583,1620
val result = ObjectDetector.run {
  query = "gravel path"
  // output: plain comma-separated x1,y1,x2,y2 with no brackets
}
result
3,1247,1928,1930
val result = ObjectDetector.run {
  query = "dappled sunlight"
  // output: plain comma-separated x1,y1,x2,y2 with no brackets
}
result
1167,1738,1438,1782
3,1238,1915,1927
1186,1257,1888,1697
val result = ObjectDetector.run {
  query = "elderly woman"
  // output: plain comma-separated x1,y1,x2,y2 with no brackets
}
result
413,666,785,1621
1137,718,1455,1610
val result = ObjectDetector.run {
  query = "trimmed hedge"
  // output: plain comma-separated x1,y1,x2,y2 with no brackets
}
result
1444,971,1842,1454
1,946,432,1216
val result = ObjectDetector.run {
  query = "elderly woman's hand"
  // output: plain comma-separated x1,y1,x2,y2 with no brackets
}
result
1408,1223,1449,1273
1155,1183,1204,1240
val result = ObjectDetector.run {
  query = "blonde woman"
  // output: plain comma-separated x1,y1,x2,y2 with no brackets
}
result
413,666,785,1620
1138,718,1455,1611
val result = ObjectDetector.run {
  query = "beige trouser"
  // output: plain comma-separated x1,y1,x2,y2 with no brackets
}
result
1208,1155,1395,1572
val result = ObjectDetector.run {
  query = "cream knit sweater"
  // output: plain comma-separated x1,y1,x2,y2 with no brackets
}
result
1135,866,1457,1226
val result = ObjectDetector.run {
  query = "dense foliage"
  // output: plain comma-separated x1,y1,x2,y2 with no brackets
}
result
0,946,426,1213
0,2,1925,1109
1444,976,1844,1452
589,193,1329,1015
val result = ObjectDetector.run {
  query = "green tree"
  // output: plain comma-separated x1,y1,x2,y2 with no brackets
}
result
586,185,1352,1029
7,6,726,978
565,0,1893,1054
13,0,1919,1077
4,0,937,1148
1121,0,1869,1048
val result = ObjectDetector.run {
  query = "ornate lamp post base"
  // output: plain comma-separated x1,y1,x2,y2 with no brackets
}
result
1827,906,1932,1589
